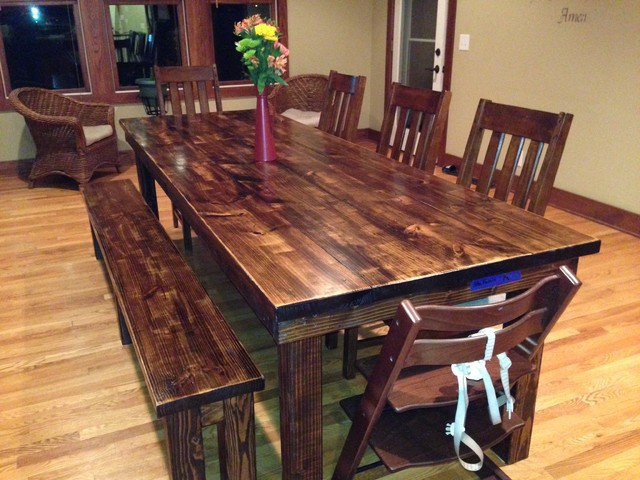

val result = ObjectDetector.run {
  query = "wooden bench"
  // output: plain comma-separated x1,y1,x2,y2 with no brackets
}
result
82,179,264,480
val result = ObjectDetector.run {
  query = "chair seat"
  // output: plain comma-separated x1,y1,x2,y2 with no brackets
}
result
281,108,321,127
357,347,536,411
83,125,114,146
340,394,524,472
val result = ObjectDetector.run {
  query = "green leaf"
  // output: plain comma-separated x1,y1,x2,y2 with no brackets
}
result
257,77,266,94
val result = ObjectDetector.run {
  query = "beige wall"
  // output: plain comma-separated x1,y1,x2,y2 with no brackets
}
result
287,0,376,128
449,0,639,214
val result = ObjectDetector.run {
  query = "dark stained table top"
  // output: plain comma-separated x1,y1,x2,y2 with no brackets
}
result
121,111,600,339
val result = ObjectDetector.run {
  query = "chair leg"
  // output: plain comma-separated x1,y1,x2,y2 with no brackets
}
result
183,221,192,252
325,332,338,350
332,399,377,480
342,327,359,379
172,204,180,228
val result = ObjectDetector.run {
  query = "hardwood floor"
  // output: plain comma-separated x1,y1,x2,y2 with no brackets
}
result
1,157,638,479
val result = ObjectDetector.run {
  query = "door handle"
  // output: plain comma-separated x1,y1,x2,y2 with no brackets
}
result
426,65,440,74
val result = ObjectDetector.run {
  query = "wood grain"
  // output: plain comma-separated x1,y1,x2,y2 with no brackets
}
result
0,148,637,479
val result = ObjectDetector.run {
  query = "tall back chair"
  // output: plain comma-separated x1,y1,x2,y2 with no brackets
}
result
378,83,451,173
457,99,573,216
333,266,581,479
318,70,366,142
154,65,223,251
154,64,223,117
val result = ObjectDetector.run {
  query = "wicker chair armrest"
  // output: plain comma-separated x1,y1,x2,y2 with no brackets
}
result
25,116,85,152
67,98,115,127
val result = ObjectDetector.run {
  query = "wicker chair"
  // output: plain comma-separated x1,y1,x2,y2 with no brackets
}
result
9,88,119,188
268,74,328,126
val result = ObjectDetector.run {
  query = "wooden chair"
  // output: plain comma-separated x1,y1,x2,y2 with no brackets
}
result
456,99,573,216
268,73,328,126
338,84,452,378
318,70,366,142
377,83,451,173
154,64,223,117
333,266,581,479
8,87,119,188
154,64,223,251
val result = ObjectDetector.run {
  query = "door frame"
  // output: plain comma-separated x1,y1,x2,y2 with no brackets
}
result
384,0,457,104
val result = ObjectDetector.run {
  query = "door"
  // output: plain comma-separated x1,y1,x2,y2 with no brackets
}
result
393,0,449,91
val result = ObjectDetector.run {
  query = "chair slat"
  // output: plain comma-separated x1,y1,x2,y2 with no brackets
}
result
494,135,525,201
477,131,504,194
512,140,544,208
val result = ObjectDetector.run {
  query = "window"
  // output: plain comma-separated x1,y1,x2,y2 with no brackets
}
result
0,0,287,109
210,1,273,82
107,2,184,88
0,2,87,91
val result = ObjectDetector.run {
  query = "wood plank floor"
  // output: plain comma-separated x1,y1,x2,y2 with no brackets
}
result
1,156,638,479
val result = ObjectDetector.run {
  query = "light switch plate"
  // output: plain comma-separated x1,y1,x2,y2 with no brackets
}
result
459,34,470,51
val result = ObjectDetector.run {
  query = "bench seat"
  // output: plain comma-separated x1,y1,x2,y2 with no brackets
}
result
83,179,264,480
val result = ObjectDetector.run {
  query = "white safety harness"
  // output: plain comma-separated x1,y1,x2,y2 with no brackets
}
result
445,328,515,471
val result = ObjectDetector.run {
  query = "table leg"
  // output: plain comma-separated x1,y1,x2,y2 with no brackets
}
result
134,155,158,218
278,336,323,479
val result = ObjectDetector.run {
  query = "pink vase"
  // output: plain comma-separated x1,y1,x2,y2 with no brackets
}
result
254,92,277,162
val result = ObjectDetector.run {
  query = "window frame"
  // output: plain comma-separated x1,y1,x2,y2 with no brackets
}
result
0,0,288,110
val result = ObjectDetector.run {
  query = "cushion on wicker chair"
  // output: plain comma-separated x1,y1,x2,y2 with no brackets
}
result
281,108,321,127
83,125,114,146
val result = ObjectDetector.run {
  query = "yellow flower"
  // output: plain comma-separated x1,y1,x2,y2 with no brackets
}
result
254,23,277,41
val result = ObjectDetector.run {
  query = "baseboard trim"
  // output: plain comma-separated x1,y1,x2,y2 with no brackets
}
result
441,154,639,237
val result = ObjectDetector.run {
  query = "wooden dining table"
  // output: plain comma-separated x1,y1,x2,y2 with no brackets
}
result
120,110,600,479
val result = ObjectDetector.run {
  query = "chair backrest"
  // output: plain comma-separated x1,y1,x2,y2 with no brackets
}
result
154,64,223,117
268,73,328,114
318,70,366,142
373,266,580,410
333,265,581,478
377,83,451,173
457,99,573,216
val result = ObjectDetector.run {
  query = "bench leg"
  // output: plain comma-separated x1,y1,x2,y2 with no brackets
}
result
220,394,258,480
116,304,132,345
163,408,206,480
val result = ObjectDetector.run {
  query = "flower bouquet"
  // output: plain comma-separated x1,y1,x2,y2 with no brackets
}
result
234,14,289,94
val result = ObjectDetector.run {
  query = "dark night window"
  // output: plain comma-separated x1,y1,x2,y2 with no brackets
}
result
211,2,273,82
0,3,86,90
